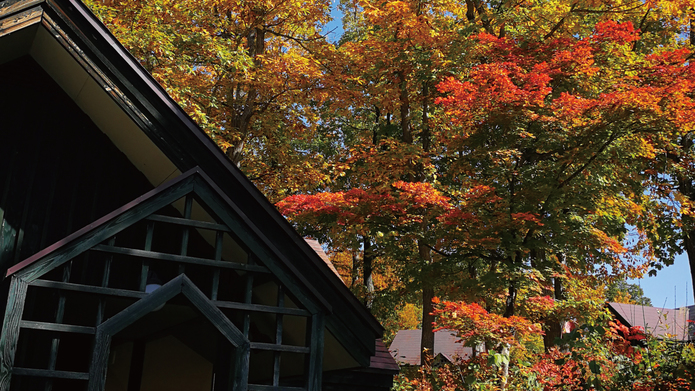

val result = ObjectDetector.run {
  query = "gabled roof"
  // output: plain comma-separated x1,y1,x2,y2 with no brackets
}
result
608,302,695,342
389,329,472,365
0,0,382,365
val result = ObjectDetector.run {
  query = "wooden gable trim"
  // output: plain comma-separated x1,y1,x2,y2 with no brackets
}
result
7,167,326,313
6,167,197,279
0,4,42,36
0,0,43,19
89,274,250,391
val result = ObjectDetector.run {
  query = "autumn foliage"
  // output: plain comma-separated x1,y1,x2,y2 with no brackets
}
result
87,0,695,388
396,296,695,391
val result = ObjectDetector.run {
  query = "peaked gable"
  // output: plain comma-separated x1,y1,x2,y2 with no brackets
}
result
8,167,326,316
0,0,382,372
90,274,250,391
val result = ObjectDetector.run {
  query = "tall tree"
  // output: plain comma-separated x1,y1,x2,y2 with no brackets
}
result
86,0,336,201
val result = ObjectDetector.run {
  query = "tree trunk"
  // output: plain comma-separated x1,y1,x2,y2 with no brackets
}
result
676,134,695,308
419,241,435,365
503,281,516,317
421,82,430,153
363,236,375,309
543,277,564,351
397,71,412,144
683,229,695,305
225,27,265,166
351,251,359,289
500,343,510,390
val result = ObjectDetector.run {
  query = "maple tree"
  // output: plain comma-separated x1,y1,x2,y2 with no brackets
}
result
88,0,695,383
279,0,695,363
85,0,337,201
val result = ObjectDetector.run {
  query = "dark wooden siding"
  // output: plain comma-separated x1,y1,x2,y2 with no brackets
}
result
0,55,154,317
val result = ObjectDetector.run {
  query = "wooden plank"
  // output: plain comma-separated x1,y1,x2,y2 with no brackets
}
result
211,231,223,300
247,385,304,391
0,277,28,390
87,330,110,391
180,275,247,348
0,5,41,37
178,195,193,274
96,237,115,326
99,275,184,336
213,301,309,317
139,222,154,291
234,341,250,391
0,0,43,18
31,279,146,299
8,169,197,280
11,367,89,380
91,245,270,273
19,321,95,335
146,214,230,232
273,287,284,386
45,263,72,391
249,343,310,354
243,257,254,338
305,312,324,391
192,178,325,315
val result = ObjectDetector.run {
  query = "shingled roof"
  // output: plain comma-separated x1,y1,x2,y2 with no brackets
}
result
608,302,695,342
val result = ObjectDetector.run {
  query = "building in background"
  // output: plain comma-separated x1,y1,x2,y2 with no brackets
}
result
608,302,695,342
389,329,472,366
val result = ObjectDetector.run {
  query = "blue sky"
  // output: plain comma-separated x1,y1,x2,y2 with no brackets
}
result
630,253,694,309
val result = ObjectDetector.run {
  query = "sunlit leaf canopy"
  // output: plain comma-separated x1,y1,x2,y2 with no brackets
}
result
87,0,695,358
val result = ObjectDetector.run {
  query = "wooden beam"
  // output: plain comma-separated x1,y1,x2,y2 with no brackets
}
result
10,171,197,280
87,329,111,391
213,299,309,316
0,0,43,17
180,275,247,348
243,256,254,338
146,214,230,232
0,5,42,39
305,312,324,391
96,237,114,325
46,262,72,391
19,320,95,335
211,231,223,300
193,178,325,315
139,222,154,292
11,367,89,380
249,343,310,354
273,286,284,386
247,385,304,391
30,279,146,299
0,277,28,391
91,245,270,274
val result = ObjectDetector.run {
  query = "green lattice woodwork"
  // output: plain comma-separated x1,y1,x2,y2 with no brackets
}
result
0,169,324,391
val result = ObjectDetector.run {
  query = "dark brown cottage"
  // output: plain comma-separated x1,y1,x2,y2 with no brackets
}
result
0,1,398,390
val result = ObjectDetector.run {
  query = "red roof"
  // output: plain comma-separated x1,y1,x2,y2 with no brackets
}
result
389,329,472,365
608,302,695,342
